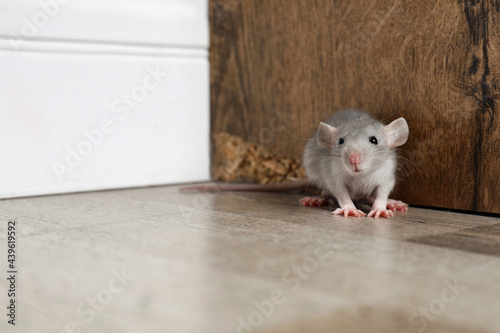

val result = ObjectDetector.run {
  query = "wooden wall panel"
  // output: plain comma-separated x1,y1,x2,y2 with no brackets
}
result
210,0,500,214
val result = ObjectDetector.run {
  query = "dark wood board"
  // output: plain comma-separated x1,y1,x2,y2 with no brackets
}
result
210,0,500,214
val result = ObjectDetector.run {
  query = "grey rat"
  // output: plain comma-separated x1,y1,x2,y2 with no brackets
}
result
181,110,409,218
301,109,409,218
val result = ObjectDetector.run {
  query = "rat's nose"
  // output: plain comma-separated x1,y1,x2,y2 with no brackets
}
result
349,153,361,165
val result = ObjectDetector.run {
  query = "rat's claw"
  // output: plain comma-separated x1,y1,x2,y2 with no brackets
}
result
332,208,366,217
368,209,395,218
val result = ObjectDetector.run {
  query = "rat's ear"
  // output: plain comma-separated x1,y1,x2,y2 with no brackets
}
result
317,122,338,149
383,117,409,148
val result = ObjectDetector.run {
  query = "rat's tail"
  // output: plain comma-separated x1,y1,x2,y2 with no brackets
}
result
179,179,310,193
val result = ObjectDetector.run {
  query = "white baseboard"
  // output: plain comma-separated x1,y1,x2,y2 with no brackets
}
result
0,0,209,198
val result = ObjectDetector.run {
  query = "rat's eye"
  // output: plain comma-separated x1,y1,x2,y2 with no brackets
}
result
369,136,378,145
338,138,344,145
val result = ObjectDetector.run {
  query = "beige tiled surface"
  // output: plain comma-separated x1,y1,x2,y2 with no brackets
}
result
0,184,499,333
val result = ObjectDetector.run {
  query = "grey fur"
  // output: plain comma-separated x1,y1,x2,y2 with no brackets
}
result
303,110,408,213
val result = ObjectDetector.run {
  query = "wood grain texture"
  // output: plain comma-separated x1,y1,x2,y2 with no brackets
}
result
0,184,499,332
210,0,500,214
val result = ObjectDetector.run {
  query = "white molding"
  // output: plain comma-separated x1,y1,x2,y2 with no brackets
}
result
0,0,208,48
0,38,209,58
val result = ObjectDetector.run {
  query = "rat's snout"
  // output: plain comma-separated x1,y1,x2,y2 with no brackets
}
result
349,153,361,165
347,151,362,173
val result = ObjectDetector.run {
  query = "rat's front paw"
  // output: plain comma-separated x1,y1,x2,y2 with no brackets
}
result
332,207,366,217
386,199,408,212
367,209,394,218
